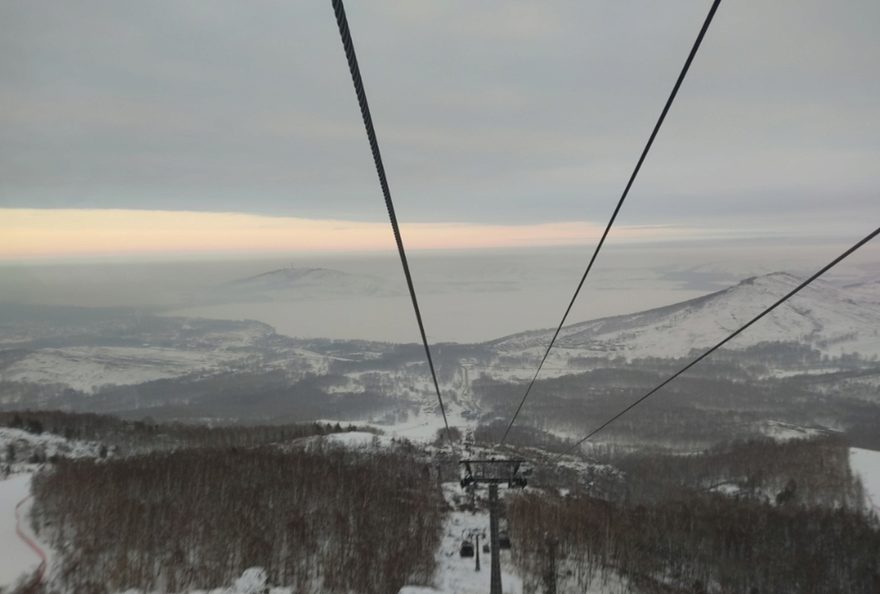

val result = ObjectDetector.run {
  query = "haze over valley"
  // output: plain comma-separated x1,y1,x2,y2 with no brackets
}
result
2,247,878,450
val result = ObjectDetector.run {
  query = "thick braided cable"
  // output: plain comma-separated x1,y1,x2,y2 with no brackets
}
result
331,0,451,440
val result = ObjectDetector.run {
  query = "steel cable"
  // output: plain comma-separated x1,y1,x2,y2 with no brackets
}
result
500,0,724,444
331,0,451,440
562,226,880,455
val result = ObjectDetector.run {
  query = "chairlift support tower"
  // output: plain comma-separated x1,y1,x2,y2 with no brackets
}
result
459,458,528,594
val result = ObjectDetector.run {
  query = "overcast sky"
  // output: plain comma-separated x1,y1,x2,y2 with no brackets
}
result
1,0,878,258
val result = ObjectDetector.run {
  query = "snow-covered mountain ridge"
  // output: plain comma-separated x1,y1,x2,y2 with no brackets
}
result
844,278,880,307
491,272,880,361
2,272,878,430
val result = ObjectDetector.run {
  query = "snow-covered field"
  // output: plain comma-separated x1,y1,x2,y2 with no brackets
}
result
321,431,392,449
850,448,880,513
758,421,827,442
0,474,42,591
0,346,244,393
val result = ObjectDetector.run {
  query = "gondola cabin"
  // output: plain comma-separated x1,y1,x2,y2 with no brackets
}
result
498,530,511,550
459,539,475,558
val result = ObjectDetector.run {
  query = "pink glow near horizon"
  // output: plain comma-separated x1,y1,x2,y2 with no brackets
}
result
1,208,696,260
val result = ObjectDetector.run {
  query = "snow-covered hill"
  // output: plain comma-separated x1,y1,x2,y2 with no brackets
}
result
844,279,880,307
0,318,274,395
0,346,245,394
850,448,880,514
2,272,878,428
490,272,880,361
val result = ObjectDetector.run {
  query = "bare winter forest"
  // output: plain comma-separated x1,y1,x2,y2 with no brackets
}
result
508,437,880,593
0,410,875,594
30,443,443,594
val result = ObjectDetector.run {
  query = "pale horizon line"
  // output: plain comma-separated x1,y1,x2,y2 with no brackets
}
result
0,207,752,263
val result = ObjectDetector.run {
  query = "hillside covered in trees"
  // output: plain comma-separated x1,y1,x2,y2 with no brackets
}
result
1,411,878,593
508,437,880,593
30,444,443,594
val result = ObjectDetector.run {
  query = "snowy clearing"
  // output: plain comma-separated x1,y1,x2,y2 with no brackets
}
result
757,421,827,442
322,431,388,448
0,346,243,393
850,448,880,513
0,427,103,461
116,567,293,594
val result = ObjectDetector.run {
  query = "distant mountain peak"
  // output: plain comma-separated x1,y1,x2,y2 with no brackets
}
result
222,266,398,298
230,266,345,286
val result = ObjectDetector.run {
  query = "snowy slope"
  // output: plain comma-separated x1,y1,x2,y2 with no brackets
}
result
0,474,41,590
850,448,880,514
0,346,244,393
757,421,827,442
844,279,880,307
491,273,880,361
0,427,104,462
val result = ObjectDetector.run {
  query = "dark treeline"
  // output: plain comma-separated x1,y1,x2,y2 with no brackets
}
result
508,435,878,593
32,445,443,594
0,410,364,454
475,356,880,449
477,370,778,449
509,491,880,594
608,435,864,508
18,368,401,423
846,404,880,449
474,420,572,453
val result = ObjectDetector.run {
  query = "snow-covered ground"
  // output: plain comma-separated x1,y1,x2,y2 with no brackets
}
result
116,568,293,594
757,421,827,442
321,431,391,449
0,430,104,592
0,346,244,393
0,474,43,591
0,427,104,463
400,483,523,594
317,393,482,445
399,482,632,594
850,447,880,513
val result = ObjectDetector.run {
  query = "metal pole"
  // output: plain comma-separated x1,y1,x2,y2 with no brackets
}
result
489,483,502,594
475,533,480,572
544,534,557,594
